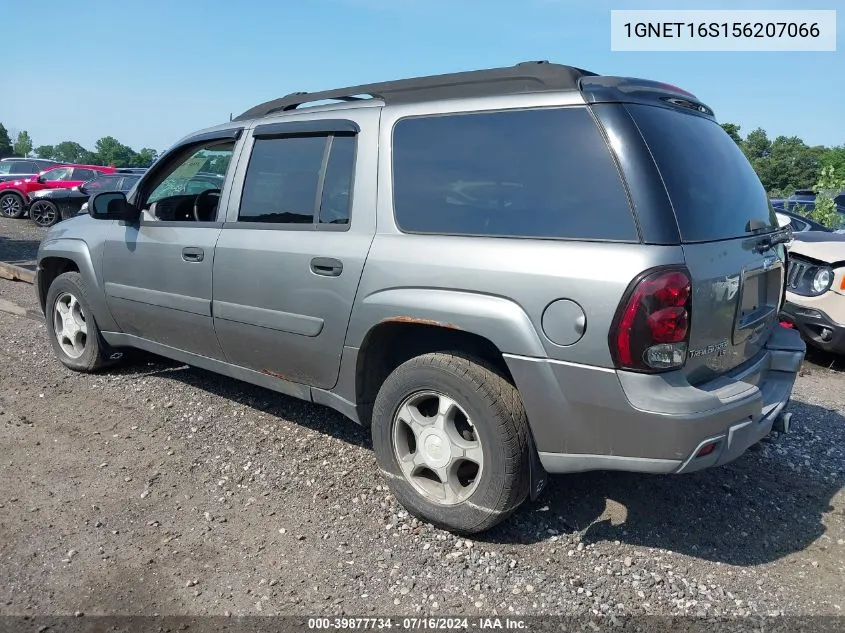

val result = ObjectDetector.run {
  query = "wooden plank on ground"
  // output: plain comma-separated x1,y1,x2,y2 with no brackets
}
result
0,261,35,284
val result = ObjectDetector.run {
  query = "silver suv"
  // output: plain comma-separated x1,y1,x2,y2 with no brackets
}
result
35,61,806,533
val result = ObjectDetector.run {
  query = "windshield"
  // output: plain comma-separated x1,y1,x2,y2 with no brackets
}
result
0,164,11,175
628,104,777,242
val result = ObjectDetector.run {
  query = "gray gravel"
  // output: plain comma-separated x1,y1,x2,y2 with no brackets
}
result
0,216,843,618
0,215,43,267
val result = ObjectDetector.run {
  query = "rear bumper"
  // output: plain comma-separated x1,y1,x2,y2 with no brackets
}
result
781,299,845,354
504,325,806,475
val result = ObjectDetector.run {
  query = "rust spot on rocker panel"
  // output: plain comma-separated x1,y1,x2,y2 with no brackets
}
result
261,368,292,381
380,316,461,330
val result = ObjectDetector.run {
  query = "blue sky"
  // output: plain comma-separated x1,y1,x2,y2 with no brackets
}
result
1,0,841,153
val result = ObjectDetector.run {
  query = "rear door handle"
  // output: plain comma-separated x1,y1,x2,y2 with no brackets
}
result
310,257,343,277
182,247,204,262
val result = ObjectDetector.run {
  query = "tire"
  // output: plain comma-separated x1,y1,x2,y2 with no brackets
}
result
371,352,531,534
29,200,60,227
0,192,26,219
44,271,122,372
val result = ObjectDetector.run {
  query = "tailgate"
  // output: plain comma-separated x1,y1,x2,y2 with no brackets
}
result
683,239,784,383
625,102,785,383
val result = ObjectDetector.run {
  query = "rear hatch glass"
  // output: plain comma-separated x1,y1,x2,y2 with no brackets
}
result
628,104,784,382
628,103,778,242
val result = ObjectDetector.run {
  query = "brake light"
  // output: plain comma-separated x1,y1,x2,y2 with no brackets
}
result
655,81,696,99
611,268,691,372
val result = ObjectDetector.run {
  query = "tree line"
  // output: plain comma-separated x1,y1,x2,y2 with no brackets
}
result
1,119,843,198
0,123,159,169
719,122,843,198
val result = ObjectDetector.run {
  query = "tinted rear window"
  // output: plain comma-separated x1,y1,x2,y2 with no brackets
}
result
392,107,637,241
628,104,776,242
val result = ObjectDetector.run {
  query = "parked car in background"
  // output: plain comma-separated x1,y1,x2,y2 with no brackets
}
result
35,61,804,533
771,189,845,215
77,170,214,217
781,232,845,354
28,172,143,227
0,164,116,219
0,157,61,182
776,208,833,233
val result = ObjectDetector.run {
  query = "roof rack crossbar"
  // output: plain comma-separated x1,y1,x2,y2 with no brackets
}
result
234,61,598,121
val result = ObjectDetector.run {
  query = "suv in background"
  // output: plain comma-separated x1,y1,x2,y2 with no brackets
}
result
781,232,845,354
0,164,116,218
35,61,805,533
0,157,60,182
776,208,834,233
28,172,144,227
771,188,845,219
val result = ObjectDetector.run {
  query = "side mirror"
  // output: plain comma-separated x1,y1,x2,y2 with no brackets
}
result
36,174,47,184
89,191,140,223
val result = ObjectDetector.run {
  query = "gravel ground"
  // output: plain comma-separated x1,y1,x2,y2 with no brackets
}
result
0,215,43,267
0,216,843,619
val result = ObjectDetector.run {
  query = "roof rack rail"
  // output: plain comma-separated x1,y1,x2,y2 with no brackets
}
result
234,61,598,121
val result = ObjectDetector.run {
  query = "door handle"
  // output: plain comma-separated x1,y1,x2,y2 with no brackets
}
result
182,247,204,262
310,257,343,277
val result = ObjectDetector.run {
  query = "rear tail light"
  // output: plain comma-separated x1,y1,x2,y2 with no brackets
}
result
611,267,691,372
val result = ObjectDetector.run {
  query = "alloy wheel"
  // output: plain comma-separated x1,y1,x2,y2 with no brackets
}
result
53,292,88,359
30,201,57,227
391,390,484,506
0,195,22,217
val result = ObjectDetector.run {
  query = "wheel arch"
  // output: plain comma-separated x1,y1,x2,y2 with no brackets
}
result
347,289,549,499
37,239,118,332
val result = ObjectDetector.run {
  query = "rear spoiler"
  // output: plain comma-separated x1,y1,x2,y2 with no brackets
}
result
579,76,715,119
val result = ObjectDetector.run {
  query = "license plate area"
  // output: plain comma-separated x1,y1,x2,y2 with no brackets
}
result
734,263,783,345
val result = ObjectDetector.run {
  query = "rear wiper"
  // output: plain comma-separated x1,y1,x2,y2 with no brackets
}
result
746,219,767,232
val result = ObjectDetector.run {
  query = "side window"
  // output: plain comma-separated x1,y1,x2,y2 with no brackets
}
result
43,167,73,181
146,143,234,205
790,218,808,232
11,161,36,174
72,168,97,181
85,175,120,191
119,176,140,191
238,134,355,226
391,107,637,240
319,136,355,225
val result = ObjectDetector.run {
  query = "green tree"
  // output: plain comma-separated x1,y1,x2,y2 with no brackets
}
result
743,127,771,160
34,145,55,159
53,141,90,164
13,131,33,158
821,146,845,175
129,147,157,168
0,123,12,158
94,136,137,167
805,165,845,229
720,122,743,145
81,150,101,165
761,136,824,195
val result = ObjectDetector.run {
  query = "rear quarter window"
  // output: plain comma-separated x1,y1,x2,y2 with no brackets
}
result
628,104,776,242
391,106,637,241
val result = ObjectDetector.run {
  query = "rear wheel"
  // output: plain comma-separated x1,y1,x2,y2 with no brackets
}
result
45,272,122,372
0,192,25,219
29,200,60,227
371,352,531,534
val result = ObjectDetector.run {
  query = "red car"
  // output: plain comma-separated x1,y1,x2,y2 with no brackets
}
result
0,164,116,219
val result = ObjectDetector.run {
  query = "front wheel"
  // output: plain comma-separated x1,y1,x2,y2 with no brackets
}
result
29,200,60,227
44,271,122,372
371,352,531,534
0,192,26,219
